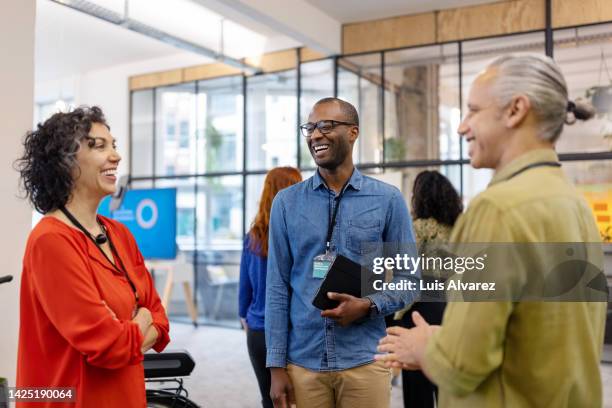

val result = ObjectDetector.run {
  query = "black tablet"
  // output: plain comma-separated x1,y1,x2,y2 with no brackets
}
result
312,254,362,310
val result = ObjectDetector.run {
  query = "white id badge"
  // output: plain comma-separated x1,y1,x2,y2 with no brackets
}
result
312,251,336,279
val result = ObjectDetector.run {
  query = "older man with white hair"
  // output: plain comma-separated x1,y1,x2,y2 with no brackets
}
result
375,53,607,407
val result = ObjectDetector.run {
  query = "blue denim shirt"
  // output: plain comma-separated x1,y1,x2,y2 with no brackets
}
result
265,168,418,371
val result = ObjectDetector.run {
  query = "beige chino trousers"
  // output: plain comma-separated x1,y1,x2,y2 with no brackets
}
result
286,361,391,408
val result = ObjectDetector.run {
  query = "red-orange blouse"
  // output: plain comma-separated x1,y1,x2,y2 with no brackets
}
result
17,216,170,408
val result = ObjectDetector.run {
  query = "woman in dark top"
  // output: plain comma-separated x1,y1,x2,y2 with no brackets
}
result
239,166,302,408
397,170,463,408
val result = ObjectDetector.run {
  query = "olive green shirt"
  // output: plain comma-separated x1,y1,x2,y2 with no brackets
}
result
423,149,607,407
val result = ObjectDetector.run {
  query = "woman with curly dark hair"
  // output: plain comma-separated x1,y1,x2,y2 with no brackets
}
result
396,170,462,408
411,170,463,230
15,106,169,408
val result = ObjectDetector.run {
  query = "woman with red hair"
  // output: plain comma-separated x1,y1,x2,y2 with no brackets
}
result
239,167,302,408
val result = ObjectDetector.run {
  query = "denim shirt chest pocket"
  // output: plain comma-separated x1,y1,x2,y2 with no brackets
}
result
346,217,382,254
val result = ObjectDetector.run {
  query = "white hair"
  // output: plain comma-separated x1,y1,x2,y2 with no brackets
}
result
487,53,594,142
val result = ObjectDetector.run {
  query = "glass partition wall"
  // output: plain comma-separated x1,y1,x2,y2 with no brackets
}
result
130,23,612,326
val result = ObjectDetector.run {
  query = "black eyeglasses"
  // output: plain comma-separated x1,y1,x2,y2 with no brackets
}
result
299,120,357,137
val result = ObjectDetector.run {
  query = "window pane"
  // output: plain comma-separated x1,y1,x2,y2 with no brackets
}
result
246,70,297,170
338,53,382,165
197,76,244,173
300,59,334,168
196,176,243,247
384,44,461,162
143,178,196,319
195,176,243,324
462,165,494,205
153,178,196,252
564,160,612,242
155,83,197,176
555,24,612,153
245,174,266,234
131,90,154,177
461,32,546,160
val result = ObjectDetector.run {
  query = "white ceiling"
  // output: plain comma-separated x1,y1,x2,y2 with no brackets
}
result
35,0,211,82
35,0,301,83
305,0,500,24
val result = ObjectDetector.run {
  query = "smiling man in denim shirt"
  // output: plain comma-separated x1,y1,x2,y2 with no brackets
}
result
265,97,418,408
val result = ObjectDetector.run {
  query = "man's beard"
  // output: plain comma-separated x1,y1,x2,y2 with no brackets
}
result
313,141,350,170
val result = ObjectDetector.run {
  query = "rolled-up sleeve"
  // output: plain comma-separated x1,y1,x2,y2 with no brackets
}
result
423,301,513,395
265,194,292,368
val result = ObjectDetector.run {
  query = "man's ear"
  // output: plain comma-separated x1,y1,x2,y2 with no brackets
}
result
505,94,531,129
348,126,359,144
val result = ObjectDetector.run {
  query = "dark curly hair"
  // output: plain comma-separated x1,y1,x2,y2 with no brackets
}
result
411,170,463,227
16,106,109,214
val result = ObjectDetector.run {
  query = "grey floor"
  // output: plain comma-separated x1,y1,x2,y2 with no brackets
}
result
163,322,612,408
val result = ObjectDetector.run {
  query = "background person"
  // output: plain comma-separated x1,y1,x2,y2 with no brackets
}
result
16,106,170,408
239,166,302,408
266,97,418,408
394,170,462,408
375,53,606,407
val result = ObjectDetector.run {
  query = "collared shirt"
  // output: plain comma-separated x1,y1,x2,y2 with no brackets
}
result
424,149,607,407
265,168,417,371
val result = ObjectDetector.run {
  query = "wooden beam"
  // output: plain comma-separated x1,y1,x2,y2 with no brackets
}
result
129,69,183,91
129,48,302,90
342,0,555,54
183,63,242,82
436,0,545,42
553,0,612,28
300,47,326,62
244,49,297,73
343,13,436,55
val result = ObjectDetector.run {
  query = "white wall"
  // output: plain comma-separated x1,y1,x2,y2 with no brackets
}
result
35,52,211,177
0,0,36,386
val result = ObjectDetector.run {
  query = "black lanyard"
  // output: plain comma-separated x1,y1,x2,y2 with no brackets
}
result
60,207,140,305
506,161,561,181
321,169,354,252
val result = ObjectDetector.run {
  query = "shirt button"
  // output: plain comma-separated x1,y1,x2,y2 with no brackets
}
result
326,324,332,330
